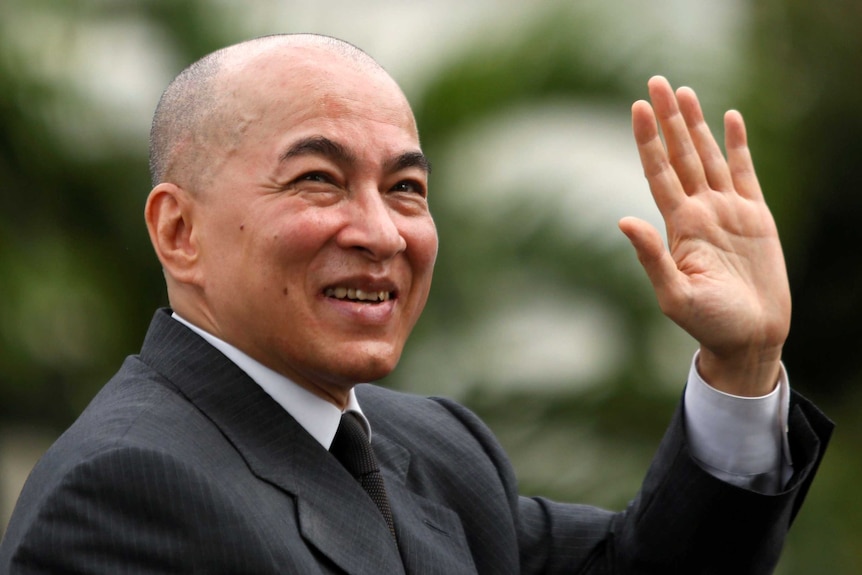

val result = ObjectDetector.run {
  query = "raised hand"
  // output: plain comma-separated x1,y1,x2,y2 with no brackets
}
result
619,76,790,397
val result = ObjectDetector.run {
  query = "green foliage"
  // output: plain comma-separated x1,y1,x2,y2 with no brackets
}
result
0,0,240,427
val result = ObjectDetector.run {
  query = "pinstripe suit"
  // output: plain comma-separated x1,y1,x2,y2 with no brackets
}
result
0,309,833,573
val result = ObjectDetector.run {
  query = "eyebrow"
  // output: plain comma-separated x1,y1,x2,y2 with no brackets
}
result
386,151,432,175
279,136,356,165
279,135,431,174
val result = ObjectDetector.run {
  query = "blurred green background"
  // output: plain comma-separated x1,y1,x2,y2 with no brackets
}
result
1,0,859,572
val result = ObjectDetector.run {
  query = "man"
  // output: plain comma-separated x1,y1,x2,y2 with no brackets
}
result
0,34,832,574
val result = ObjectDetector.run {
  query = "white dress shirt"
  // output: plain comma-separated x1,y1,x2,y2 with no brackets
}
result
172,314,790,492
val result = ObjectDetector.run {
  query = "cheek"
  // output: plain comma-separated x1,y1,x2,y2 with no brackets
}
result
408,219,439,274
261,213,343,295
401,220,438,320
268,211,335,258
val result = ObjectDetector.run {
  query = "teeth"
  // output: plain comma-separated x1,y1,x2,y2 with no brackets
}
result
325,287,392,302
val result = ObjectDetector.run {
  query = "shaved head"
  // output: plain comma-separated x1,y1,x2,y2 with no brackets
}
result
148,34,389,190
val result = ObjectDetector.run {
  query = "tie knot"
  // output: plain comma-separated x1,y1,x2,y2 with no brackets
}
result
330,412,378,478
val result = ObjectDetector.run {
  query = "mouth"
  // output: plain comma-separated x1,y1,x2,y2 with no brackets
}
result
324,287,394,303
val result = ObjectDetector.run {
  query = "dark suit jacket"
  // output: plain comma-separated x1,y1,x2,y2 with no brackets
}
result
0,309,833,574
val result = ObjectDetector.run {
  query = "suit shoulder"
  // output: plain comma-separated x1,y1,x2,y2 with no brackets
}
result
355,384,485,437
356,385,492,434
0,439,258,572
355,384,516,486
17,355,221,506
67,356,204,450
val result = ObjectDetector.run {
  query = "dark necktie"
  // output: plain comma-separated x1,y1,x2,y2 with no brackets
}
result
330,412,397,541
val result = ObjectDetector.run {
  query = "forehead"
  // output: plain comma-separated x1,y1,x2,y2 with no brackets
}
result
224,45,418,142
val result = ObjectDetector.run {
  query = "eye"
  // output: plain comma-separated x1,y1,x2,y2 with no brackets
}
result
391,179,427,197
300,172,331,184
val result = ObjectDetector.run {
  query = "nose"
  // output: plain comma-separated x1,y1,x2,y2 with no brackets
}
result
337,188,407,261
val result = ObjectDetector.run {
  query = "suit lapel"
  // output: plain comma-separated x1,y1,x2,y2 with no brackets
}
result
138,310,404,575
371,422,479,574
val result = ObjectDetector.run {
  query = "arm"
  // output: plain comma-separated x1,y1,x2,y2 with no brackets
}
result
434,387,831,575
514,78,832,573
606,76,833,572
610,389,831,574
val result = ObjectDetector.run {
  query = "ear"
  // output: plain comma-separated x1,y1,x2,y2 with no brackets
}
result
145,183,201,286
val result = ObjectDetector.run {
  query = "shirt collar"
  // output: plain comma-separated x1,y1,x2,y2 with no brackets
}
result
171,312,369,449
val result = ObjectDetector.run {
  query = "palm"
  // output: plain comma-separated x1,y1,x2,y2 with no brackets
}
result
666,186,789,351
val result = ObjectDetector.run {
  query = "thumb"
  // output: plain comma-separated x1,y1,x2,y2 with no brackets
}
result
618,216,680,309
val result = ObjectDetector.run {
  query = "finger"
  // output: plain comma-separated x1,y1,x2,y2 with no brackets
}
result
676,86,733,192
647,76,708,195
724,110,764,201
632,98,685,217
618,216,683,314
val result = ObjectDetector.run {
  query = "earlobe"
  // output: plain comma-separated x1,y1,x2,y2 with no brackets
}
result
145,183,200,284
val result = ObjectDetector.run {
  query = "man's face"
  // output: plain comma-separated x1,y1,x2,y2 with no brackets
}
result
189,48,437,405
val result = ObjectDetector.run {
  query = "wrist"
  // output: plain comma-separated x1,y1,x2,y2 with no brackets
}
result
696,346,783,397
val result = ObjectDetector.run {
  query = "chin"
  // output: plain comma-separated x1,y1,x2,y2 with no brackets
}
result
348,359,399,384
336,345,402,383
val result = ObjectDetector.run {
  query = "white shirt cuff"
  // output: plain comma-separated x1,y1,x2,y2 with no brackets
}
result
684,351,792,491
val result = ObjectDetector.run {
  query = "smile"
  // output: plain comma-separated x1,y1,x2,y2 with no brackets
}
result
324,287,392,302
